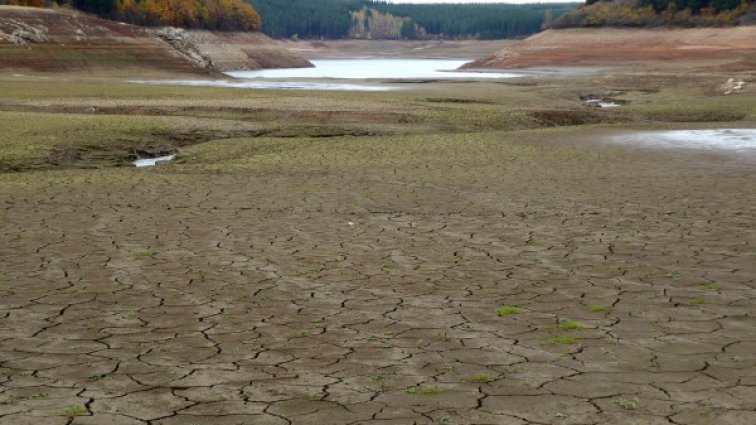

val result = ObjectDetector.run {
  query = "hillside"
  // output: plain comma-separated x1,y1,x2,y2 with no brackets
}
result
1,0,261,31
463,26,756,70
248,0,577,40
550,0,756,28
0,6,311,74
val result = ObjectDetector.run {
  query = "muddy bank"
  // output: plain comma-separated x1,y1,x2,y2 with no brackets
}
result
463,27,756,70
0,6,311,74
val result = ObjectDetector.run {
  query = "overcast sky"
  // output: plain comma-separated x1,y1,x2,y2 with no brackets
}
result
385,1,580,3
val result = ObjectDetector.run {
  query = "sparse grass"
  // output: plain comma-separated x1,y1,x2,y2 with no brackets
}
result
0,273,6,282
665,271,681,281
547,335,577,345
30,392,48,399
690,298,706,305
134,250,155,258
308,264,326,273
554,412,568,420
87,373,104,381
614,398,639,410
62,405,89,417
468,374,492,383
496,306,519,316
406,385,441,395
368,374,392,390
556,320,584,330
589,304,609,313
436,330,451,342
699,283,720,291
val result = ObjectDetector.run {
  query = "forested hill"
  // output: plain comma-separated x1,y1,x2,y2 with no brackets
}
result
551,0,756,28
247,0,579,40
0,0,261,31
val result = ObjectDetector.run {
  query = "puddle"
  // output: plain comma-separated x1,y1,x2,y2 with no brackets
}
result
585,99,621,108
612,129,756,152
133,154,175,168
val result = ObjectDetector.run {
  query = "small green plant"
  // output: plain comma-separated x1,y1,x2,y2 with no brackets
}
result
614,398,639,410
87,373,104,381
19,370,33,377
0,273,6,282
547,335,577,345
125,310,137,319
589,304,609,313
309,392,325,401
368,374,392,390
134,250,155,258
699,283,720,291
690,298,706,305
308,264,326,273
556,320,584,330
554,412,568,420
434,415,452,424
406,385,440,395
243,340,261,352
496,306,519,316
649,358,660,368
436,330,451,342
30,392,48,399
62,405,88,417
196,269,205,282
468,374,492,383
665,271,681,281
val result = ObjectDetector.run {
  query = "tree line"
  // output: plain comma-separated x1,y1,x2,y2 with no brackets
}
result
246,0,579,40
552,0,755,28
0,0,261,31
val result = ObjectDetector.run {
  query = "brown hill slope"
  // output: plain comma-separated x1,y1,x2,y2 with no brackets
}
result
463,27,756,70
0,6,311,74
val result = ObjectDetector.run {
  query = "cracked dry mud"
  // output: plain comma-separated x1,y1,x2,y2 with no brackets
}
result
0,91,755,423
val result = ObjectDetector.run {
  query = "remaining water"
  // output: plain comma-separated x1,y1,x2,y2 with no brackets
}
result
227,59,519,80
133,154,175,168
131,59,522,92
132,79,394,92
612,129,756,152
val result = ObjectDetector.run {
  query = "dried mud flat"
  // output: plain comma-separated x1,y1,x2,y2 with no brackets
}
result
0,69,755,425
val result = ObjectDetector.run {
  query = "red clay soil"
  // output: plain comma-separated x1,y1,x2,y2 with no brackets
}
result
463,27,756,70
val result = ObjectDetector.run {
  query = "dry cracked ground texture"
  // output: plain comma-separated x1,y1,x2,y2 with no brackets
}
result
0,141,755,425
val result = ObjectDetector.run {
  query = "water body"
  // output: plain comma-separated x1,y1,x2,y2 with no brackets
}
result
612,129,756,152
227,59,520,80
132,59,521,92
133,154,175,168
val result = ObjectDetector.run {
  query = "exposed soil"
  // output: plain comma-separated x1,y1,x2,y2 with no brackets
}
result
0,40,755,425
464,27,756,71
0,6,311,74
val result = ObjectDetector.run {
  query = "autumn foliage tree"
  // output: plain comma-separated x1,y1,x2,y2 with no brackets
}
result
0,0,260,31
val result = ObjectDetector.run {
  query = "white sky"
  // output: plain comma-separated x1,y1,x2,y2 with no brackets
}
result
385,1,580,3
